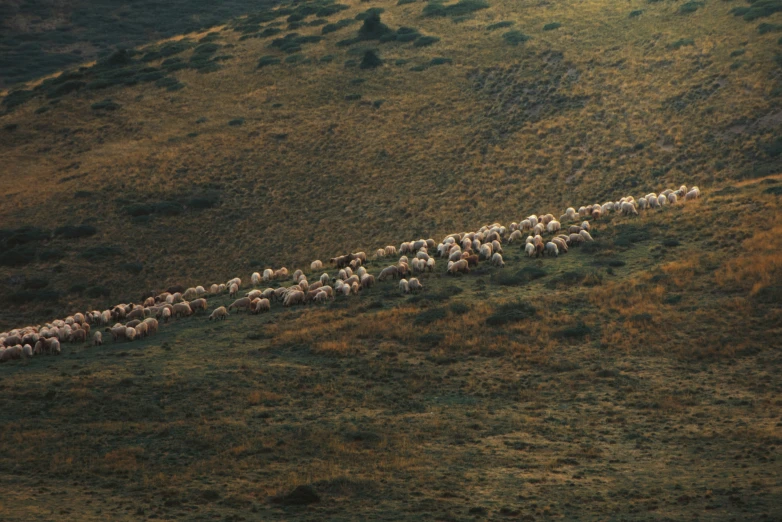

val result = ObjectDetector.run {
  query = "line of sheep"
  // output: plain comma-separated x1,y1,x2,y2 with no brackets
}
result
0,184,700,364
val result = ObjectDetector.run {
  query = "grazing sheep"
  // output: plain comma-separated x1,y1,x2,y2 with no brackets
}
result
491,252,505,267
162,307,172,323
22,344,33,358
525,243,536,258
547,220,561,234
408,278,423,293
552,237,568,253
385,245,397,256
592,208,602,219
361,274,375,289
263,269,274,282
143,318,159,336
183,287,198,300
545,242,559,257
293,269,304,282
356,266,367,279
658,194,668,206
173,303,193,318
399,279,410,294
378,265,399,281
316,272,328,286
218,284,226,293
93,331,103,346
638,197,648,210
479,244,493,260
668,193,678,204
341,284,351,297
299,279,309,292
311,260,323,271
247,289,263,300
274,267,289,280
313,291,328,304
533,224,545,236
190,298,208,313
196,286,206,296
508,230,523,243
448,259,470,275
283,290,305,307
127,308,145,321
426,258,436,272
685,187,700,200
229,283,239,297
621,201,638,216
337,269,348,281
252,298,271,314
71,329,87,343
579,230,593,242
135,322,148,339
252,272,262,286
375,248,386,259
209,306,229,321
125,327,137,342
228,297,252,313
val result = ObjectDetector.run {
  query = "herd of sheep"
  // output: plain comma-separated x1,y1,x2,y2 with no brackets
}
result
0,184,700,363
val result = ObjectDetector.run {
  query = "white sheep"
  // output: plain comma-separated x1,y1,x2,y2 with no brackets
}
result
311,260,323,271
399,279,410,294
525,243,536,258
547,220,561,234
408,278,423,293
426,258,435,272
491,252,505,267
209,306,228,321
579,230,593,242
320,273,330,285
263,269,274,282
668,193,678,204
545,242,559,257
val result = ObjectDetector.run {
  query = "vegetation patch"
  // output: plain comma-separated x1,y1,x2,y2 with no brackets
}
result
732,0,782,21
360,50,383,69
423,0,490,18
668,38,695,49
91,99,121,111
491,266,547,286
323,18,358,34
258,56,282,68
629,9,644,17
543,22,562,31
679,1,704,14
502,31,531,45
555,322,592,339
54,225,97,239
487,21,514,30
485,301,536,326
414,36,441,47
79,246,123,261
414,307,448,325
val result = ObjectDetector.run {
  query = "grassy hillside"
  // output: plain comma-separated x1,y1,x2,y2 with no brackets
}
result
0,0,781,328
0,0,280,88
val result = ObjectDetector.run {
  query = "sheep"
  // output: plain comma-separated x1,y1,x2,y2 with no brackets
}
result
183,287,198,300
408,278,423,293
135,322,148,339
385,245,397,256
525,243,536,258
685,187,700,200
229,283,239,297
283,290,305,307
356,266,367,279
397,262,410,278
350,282,359,295
448,247,464,262
491,252,505,267
71,328,87,343
448,259,470,275
341,284,351,297
565,207,577,221
648,195,660,208
196,286,206,297
658,194,668,206
399,279,410,294
190,298,208,313
311,260,323,271
293,269,304,282
173,302,193,318
569,233,584,246
313,291,329,304
621,201,639,216
579,230,593,242
263,269,274,282
546,220,561,234
338,269,348,281
209,306,229,321
252,298,271,314
479,244,493,260
378,266,399,281
92,331,103,346
508,230,523,243
638,197,648,210
591,207,602,219
125,327,137,342
331,254,354,268
552,237,568,254
252,272,262,286
127,308,145,321
426,258,436,272
273,287,289,302
227,297,251,313
465,254,479,267
22,344,33,358
545,242,559,257
299,279,309,293
50,338,61,355
218,284,226,293
162,307,172,323
274,268,289,280
416,251,430,261
668,193,678,204
247,289,263,300
143,318,159,336
491,240,503,254
375,248,386,258
361,274,375,290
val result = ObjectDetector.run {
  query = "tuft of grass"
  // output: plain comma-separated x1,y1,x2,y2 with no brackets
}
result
485,301,536,326
543,22,562,31
413,35,440,47
502,30,531,45
423,0,490,18
679,1,704,14
487,21,514,30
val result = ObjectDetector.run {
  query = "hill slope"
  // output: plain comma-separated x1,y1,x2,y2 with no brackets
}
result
1,0,781,327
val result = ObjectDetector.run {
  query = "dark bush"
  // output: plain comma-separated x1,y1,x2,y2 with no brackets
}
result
491,266,547,286
418,333,444,346
360,49,383,68
91,99,120,111
258,55,281,68
80,245,123,261
629,9,644,17
345,93,362,100
87,286,111,298
487,21,514,30
449,302,470,314
120,261,144,275
662,238,680,247
556,322,592,339
2,226,50,247
46,80,86,98
188,194,219,209
546,270,602,289
153,201,182,216
614,223,652,246
762,186,782,195
543,22,561,30
228,118,245,126
357,12,391,40
316,3,350,17
423,0,490,17
38,249,65,262
0,247,36,267
356,7,385,20
35,106,50,115
54,224,97,239
668,38,695,49
23,278,49,289
486,301,536,326
679,1,704,13
737,0,782,21
414,35,440,47
414,307,447,325
503,31,530,45
104,49,132,66
322,18,357,34
429,57,452,66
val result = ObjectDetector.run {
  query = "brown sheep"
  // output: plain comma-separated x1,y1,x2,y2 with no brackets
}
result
209,307,229,321
378,265,399,281
448,259,470,275
189,298,208,313
252,298,271,314
172,303,193,318
228,297,252,313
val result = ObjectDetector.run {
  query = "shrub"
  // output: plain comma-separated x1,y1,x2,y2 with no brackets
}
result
228,118,245,126
356,8,385,20
345,93,362,100
730,49,746,57
423,0,490,17
35,106,50,115
485,301,536,326
120,261,144,275
322,18,356,34
54,224,97,239
91,99,120,111
188,194,219,209
258,55,281,68
491,266,547,286
545,270,602,289
357,12,391,40
629,9,644,17
394,27,421,42
543,22,561,30
429,57,452,66
80,245,123,261
503,31,530,45
46,80,85,99
759,23,782,34
414,307,447,325
38,249,65,262
360,49,383,69
487,21,514,30
668,38,695,49
155,76,180,89
662,238,680,247
0,247,36,267
614,223,652,246
316,3,349,17
680,1,704,14
418,333,444,346
556,322,592,339
449,302,470,314
399,0,417,4
739,0,782,21
414,35,440,47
